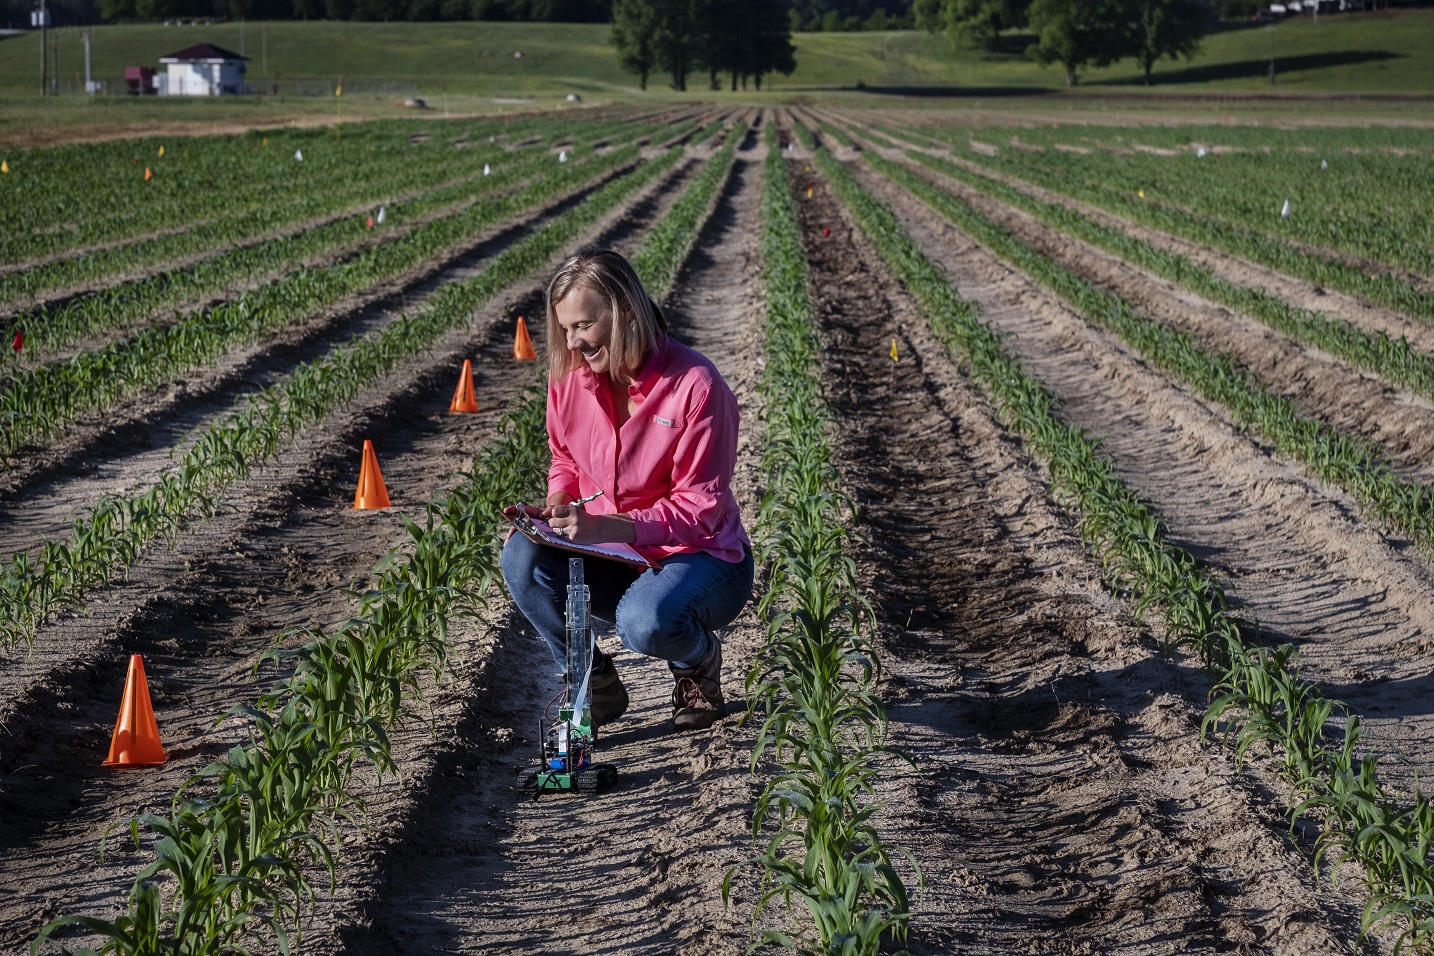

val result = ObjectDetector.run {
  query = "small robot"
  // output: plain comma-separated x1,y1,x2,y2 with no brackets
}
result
518,558,617,796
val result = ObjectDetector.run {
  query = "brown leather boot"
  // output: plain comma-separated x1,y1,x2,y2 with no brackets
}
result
671,641,723,731
588,654,628,730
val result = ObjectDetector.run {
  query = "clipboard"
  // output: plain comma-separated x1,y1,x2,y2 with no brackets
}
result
506,509,659,570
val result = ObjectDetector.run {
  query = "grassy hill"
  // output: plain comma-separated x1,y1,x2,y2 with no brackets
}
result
0,12,1429,141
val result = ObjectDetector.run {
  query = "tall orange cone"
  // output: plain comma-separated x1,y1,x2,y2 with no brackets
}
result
353,440,392,509
103,655,166,767
513,317,537,361
449,359,479,413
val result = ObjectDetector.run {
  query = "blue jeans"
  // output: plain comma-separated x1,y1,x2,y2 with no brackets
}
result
500,533,754,671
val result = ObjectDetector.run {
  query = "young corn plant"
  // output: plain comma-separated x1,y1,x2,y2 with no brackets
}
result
864,149,1434,556
722,123,918,956
33,119,750,956
0,141,694,653
817,145,1434,954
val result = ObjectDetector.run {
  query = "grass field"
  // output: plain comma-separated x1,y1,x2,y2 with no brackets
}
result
2,10,1432,100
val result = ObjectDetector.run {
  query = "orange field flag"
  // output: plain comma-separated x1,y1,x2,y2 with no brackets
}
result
144,167,153,182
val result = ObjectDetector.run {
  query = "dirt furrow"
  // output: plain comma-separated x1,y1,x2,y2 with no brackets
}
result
799,139,1377,956
301,126,770,956
847,156,1434,800
0,151,714,952
0,156,704,560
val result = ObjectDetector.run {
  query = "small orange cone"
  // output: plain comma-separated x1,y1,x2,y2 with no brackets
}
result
103,655,166,767
144,167,153,182
513,317,537,361
449,359,479,413
353,440,392,509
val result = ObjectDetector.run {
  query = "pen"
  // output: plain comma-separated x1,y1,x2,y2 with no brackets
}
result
570,490,605,509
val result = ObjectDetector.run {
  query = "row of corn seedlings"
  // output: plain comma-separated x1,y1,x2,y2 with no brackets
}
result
1,115,681,367
3,139,561,363
935,136,1434,324
817,146,1434,954
30,121,746,956
0,112,643,268
0,114,573,312
0,142,694,656
861,149,1434,554
894,148,1434,405
0,142,643,463
722,123,917,956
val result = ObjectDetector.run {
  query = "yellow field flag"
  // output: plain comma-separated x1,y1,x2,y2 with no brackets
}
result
158,145,164,157
1138,189,1146,199
262,137,268,146
890,339,899,362
1,160,8,174
336,83,343,97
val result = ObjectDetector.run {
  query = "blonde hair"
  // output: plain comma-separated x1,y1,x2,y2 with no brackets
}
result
545,249,667,380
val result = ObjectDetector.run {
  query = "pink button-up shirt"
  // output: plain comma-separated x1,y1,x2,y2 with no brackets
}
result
547,335,749,565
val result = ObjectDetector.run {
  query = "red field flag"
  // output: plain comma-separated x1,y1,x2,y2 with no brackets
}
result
11,329,22,353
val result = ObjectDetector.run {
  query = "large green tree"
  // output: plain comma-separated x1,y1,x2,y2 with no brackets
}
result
613,0,795,92
913,0,1028,51
1025,0,1125,85
612,0,659,88
1126,0,1204,84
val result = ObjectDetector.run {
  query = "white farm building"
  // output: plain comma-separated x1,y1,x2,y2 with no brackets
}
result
158,43,249,96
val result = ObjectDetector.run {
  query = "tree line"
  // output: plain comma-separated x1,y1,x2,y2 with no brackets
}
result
915,0,1205,85
612,0,796,91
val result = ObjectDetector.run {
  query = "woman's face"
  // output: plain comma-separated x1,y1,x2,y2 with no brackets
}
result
555,285,615,377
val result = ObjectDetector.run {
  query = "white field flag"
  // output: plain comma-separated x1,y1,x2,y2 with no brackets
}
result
376,205,385,225
295,149,303,161
484,163,491,175
1196,147,1206,157
1321,159,1328,169
1281,199,1291,218
559,150,567,163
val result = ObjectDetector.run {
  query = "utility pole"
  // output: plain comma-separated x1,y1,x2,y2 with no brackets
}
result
1266,22,1275,85
37,0,47,97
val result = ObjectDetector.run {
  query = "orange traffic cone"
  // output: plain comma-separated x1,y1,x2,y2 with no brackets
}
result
103,654,166,767
513,317,537,361
353,440,392,509
449,359,479,413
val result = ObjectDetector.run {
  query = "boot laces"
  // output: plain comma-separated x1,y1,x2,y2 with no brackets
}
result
674,676,716,710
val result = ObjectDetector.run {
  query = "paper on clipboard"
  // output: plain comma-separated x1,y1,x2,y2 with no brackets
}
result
506,509,658,570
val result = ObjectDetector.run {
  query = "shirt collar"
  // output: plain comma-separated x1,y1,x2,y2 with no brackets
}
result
574,334,669,401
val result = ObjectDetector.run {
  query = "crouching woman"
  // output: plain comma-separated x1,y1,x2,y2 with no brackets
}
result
500,249,753,731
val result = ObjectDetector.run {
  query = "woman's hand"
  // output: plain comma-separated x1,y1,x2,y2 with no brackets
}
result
544,503,636,545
